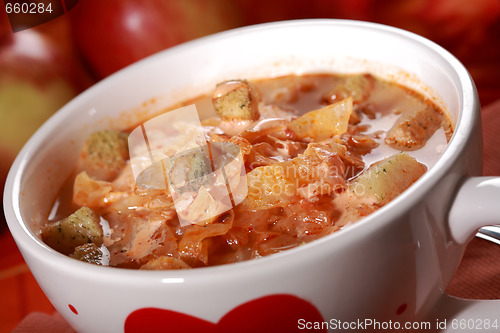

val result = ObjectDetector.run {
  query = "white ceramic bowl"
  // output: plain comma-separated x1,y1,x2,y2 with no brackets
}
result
5,20,500,333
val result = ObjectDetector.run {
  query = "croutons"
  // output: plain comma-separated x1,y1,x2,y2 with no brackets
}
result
212,79,260,121
79,130,129,181
70,243,104,265
289,97,353,141
385,106,445,150
166,145,212,193
349,152,427,205
41,207,103,255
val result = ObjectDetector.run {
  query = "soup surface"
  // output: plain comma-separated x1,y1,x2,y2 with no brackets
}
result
42,74,452,269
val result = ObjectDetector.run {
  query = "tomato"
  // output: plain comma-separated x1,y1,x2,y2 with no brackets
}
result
0,25,93,228
1,4,12,42
311,0,374,21
70,0,243,78
234,0,317,25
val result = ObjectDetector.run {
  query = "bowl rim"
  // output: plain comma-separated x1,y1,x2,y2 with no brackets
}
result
3,19,478,282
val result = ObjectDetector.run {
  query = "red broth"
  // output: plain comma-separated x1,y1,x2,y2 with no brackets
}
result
43,74,452,269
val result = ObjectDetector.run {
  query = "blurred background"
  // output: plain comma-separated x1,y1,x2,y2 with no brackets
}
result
1,0,499,331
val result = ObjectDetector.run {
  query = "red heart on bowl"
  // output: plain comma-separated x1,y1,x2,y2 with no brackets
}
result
124,294,326,333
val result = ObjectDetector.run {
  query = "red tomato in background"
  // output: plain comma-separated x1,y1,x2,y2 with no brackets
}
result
0,14,93,229
70,0,243,79
0,8,11,42
312,0,374,21
234,0,317,25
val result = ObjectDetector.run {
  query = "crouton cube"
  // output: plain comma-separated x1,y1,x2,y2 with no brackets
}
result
80,130,129,181
212,80,260,121
42,207,103,255
70,243,104,265
166,145,212,193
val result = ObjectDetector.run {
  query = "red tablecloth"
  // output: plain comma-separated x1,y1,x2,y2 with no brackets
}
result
446,99,500,299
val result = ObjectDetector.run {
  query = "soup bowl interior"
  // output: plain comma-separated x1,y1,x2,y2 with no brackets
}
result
13,19,466,235
4,19,477,332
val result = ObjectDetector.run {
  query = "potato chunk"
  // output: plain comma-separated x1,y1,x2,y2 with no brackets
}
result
80,130,129,181
212,80,260,121
335,153,427,227
289,97,353,141
349,152,427,205
42,207,103,255
385,107,445,150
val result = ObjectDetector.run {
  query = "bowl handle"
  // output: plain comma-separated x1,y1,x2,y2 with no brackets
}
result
439,176,500,330
448,177,500,244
